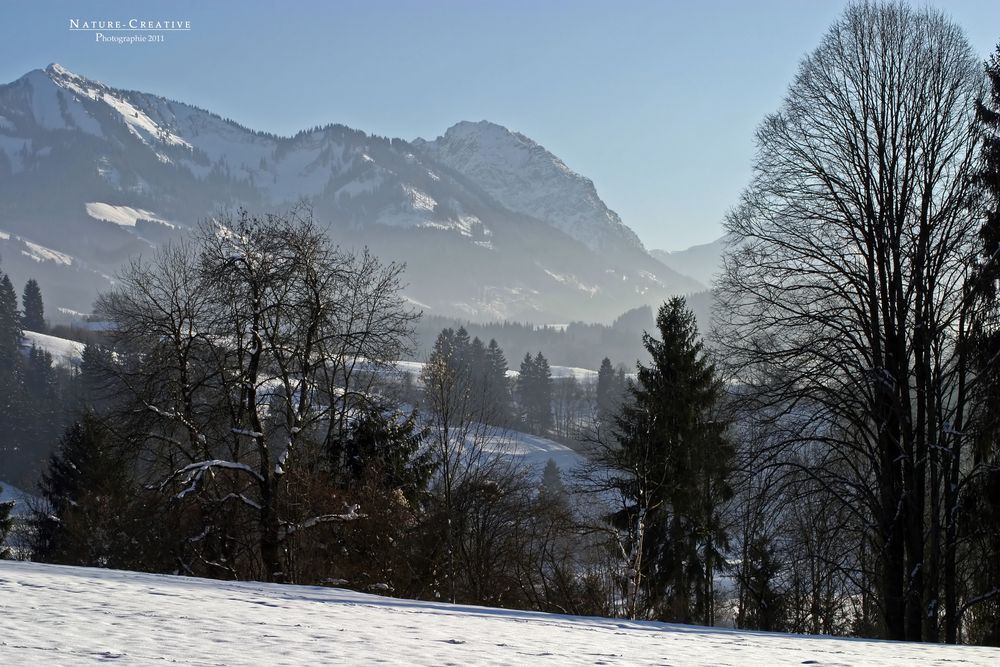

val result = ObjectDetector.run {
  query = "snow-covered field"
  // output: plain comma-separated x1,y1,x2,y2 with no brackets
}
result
1,561,997,666
21,330,86,368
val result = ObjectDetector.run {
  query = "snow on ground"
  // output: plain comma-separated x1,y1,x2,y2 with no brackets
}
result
1,561,997,666
21,330,86,368
498,429,585,478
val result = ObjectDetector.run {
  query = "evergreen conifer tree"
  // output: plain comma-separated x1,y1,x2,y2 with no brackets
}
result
485,339,511,422
0,272,20,371
532,352,553,431
33,413,129,565
609,297,733,624
965,44,1000,646
0,270,23,476
596,357,619,423
539,458,566,500
21,279,45,333
517,353,536,426
342,407,433,505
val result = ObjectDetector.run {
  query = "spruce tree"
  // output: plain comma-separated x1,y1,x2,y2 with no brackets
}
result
0,272,20,371
516,352,553,432
453,326,471,367
485,339,511,422
965,44,1000,646
342,407,433,505
609,297,733,624
468,336,488,404
517,353,536,426
596,357,618,423
539,458,566,500
0,271,23,477
33,413,129,565
532,352,552,431
21,279,45,333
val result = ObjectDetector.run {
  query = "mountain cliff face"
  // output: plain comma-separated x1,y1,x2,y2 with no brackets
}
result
0,64,699,322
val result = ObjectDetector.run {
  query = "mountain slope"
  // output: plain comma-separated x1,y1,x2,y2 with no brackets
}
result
4,561,998,665
0,65,699,322
651,234,730,289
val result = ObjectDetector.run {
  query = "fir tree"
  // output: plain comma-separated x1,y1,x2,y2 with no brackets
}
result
485,339,511,422
468,336,488,403
21,279,45,333
23,345,55,400
342,407,434,505
596,357,625,424
965,44,1000,646
0,270,23,476
0,272,20,371
32,413,131,566
532,352,552,431
609,297,733,624
517,353,535,427
539,458,567,501
516,351,553,433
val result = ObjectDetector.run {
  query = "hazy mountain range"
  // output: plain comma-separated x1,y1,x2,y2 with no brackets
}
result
650,235,730,289
0,64,721,323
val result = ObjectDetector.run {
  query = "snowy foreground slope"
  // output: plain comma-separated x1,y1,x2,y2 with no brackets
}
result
2,562,998,666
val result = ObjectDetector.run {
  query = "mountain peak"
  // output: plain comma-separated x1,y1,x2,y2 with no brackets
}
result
443,119,516,138
42,63,91,87
45,63,73,77
417,121,645,254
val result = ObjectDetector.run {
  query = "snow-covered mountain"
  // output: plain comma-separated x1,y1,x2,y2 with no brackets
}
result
0,64,700,322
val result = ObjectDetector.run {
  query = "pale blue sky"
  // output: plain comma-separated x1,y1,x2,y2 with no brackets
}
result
2,1,1000,251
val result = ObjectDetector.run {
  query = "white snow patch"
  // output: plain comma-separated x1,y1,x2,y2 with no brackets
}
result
21,241,73,265
21,331,86,368
403,185,437,212
86,202,175,228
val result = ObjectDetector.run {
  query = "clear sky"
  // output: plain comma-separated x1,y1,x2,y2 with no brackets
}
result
2,0,1000,251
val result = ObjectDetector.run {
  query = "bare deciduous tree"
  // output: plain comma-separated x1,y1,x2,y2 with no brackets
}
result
715,1,984,641
96,207,417,582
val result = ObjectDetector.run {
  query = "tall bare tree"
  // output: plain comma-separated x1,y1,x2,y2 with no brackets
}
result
715,1,983,641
